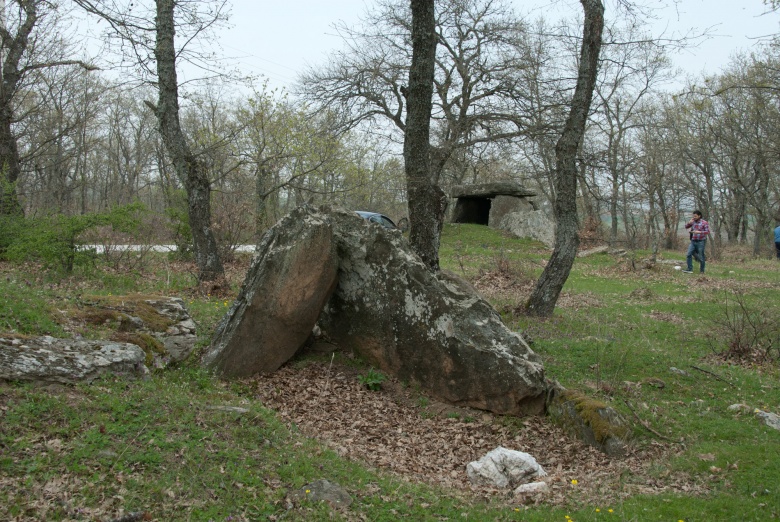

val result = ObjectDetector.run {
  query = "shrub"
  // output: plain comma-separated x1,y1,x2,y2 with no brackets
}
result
2,203,146,273
711,290,780,364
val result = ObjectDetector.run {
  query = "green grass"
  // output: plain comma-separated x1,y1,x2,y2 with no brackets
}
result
1,226,780,521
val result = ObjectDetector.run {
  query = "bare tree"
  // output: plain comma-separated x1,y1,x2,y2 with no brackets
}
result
74,0,228,284
525,0,604,317
0,0,95,215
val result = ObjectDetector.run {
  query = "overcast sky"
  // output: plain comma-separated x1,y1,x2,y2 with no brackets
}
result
208,0,780,92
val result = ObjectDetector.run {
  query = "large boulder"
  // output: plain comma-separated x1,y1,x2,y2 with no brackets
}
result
202,210,339,377
0,335,149,385
498,210,555,248
319,206,548,416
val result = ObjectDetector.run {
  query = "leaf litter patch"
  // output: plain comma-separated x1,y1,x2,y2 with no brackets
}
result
249,359,708,507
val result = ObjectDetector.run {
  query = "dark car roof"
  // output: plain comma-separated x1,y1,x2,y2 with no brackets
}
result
355,211,398,229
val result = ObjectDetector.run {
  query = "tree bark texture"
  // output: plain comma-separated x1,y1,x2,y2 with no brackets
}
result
153,0,224,283
404,0,444,271
0,0,36,216
525,0,604,317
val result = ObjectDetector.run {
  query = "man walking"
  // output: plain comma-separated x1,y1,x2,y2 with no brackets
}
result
774,222,780,260
683,210,710,273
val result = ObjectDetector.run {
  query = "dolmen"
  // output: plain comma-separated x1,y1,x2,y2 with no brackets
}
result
202,205,549,416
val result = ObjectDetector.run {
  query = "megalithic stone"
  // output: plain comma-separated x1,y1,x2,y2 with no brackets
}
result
203,208,338,377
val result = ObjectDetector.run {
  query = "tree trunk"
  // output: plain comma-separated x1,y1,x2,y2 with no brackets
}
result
525,0,604,317
0,103,22,215
0,0,36,216
404,0,445,271
152,0,224,284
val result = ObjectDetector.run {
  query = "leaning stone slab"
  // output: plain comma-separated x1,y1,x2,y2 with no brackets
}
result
319,206,548,416
498,210,555,248
467,446,547,488
203,208,339,377
0,335,148,385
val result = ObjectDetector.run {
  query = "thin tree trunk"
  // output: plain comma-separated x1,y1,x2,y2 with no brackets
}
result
525,0,604,317
152,0,224,284
404,0,446,271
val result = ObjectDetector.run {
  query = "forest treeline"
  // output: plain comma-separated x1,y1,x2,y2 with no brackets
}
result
1,0,779,267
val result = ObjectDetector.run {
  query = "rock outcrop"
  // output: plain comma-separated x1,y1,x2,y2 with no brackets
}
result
202,211,338,377
0,335,148,385
75,295,197,368
205,205,549,416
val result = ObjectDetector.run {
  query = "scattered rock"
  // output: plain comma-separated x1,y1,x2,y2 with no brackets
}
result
755,410,780,431
577,246,609,258
466,446,547,488
670,367,690,376
643,377,665,389
288,479,352,508
204,405,250,414
0,336,148,385
547,389,631,456
727,403,751,413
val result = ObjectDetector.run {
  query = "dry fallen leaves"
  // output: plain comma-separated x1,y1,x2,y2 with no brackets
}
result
249,359,709,507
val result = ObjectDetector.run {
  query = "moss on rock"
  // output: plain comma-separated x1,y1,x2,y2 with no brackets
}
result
548,389,631,456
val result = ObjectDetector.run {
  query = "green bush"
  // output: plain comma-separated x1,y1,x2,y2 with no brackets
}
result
2,203,146,273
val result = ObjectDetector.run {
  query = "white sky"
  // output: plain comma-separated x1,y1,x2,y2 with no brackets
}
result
211,0,780,92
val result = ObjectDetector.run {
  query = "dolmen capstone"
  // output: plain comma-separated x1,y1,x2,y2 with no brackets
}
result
202,205,549,416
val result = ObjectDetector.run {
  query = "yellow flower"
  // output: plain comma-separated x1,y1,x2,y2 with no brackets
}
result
305,489,310,494
571,479,578,485
608,509,614,513
596,508,601,512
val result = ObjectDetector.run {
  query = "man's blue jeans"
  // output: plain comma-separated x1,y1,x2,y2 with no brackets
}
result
687,240,706,272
